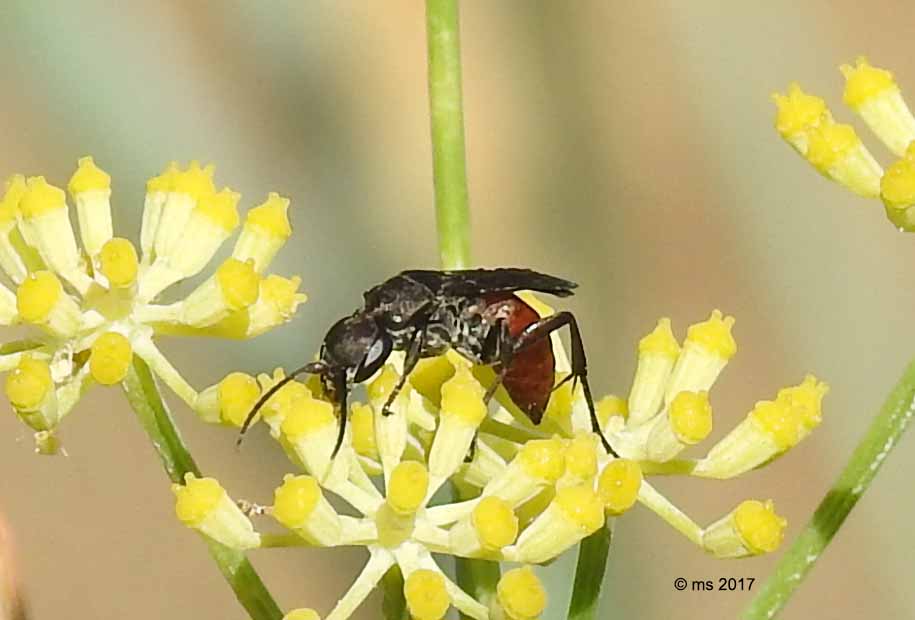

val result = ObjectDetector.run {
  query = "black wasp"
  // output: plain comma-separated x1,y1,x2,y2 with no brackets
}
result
239,268,613,455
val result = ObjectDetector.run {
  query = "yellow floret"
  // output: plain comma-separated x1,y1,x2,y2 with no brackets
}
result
282,609,321,620
217,372,261,427
841,57,897,108
246,192,292,238
387,460,429,515
471,496,519,550
404,569,450,620
669,390,713,444
881,145,915,209
67,156,111,195
19,177,66,217
638,318,680,357
773,83,828,138
597,394,628,427
497,567,546,620
517,437,565,482
259,275,307,315
734,500,786,554
216,258,260,310
196,188,241,232
16,271,62,323
273,475,321,527
172,161,216,201
146,161,179,193
98,238,139,288
554,485,604,532
5,355,53,410
350,403,378,457
686,310,736,359
280,398,336,439
806,121,860,172
564,434,598,480
597,459,642,515
367,365,400,402
89,332,133,385
749,400,801,450
0,175,26,224
174,476,225,526
441,366,487,425
777,375,828,431
408,355,455,406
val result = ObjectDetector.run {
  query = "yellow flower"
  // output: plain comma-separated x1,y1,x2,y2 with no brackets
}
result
0,159,305,452
774,57,915,229
178,298,822,618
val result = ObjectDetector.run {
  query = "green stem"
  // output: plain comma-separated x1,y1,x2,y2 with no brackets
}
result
381,566,409,620
122,358,282,620
743,357,915,619
426,0,471,270
568,523,613,620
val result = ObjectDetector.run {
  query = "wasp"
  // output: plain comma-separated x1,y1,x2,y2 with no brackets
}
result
239,268,612,455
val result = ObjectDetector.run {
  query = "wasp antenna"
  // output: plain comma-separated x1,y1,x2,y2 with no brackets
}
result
236,362,324,448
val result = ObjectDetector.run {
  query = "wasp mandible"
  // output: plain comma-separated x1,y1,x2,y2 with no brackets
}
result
239,268,613,455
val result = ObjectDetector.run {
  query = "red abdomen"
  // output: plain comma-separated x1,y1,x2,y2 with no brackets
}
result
483,293,554,424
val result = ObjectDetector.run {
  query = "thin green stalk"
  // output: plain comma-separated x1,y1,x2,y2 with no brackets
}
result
568,523,613,620
122,358,282,620
381,566,409,620
743,357,915,619
426,0,471,270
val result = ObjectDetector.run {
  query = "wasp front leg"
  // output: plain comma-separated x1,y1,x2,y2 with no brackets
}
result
381,328,425,416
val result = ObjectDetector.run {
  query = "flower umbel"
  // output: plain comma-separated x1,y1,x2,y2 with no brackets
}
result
774,57,915,229
1,159,306,451
180,301,824,619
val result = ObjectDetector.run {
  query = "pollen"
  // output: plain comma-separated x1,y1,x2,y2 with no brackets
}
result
172,161,216,201
669,391,713,444
272,475,321,527
597,459,642,515
638,317,680,358
246,192,292,239
734,499,786,554
217,372,261,427
216,258,260,310
685,310,736,360
496,567,546,620
67,156,111,195
19,176,66,217
0,175,26,223
471,496,519,550
174,475,225,526
387,460,429,515
280,397,336,439
98,238,139,288
404,569,450,620
517,437,565,483
196,188,241,232
16,271,62,323
350,403,378,457
750,399,803,450
841,57,896,108
440,366,487,425
554,484,605,532
5,355,53,410
773,83,829,141
89,332,133,385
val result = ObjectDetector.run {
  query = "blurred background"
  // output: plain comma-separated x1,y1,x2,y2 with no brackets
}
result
1,1,914,618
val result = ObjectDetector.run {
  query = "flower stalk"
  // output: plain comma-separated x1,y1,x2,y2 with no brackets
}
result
568,524,613,620
743,357,915,619
122,357,282,620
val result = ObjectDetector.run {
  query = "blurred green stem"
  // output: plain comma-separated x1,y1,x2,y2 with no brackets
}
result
426,0,471,270
381,566,409,620
568,523,614,620
743,357,915,619
122,358,282,620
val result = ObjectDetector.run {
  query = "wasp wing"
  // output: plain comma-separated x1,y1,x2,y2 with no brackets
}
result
401,268,577,298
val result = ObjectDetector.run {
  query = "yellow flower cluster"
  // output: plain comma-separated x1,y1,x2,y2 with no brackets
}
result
1,159,306,452
773,57,915,229
175,302,825,620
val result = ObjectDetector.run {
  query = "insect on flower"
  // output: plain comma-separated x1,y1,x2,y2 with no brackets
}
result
239,268,614,455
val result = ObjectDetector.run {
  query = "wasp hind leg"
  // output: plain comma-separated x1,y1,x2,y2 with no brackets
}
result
510,312,618,457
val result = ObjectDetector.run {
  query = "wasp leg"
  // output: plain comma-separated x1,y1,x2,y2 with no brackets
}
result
482,319,511,406
381,328,425,416
510,312,617,457
464,433,478,463
331,372,350,457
